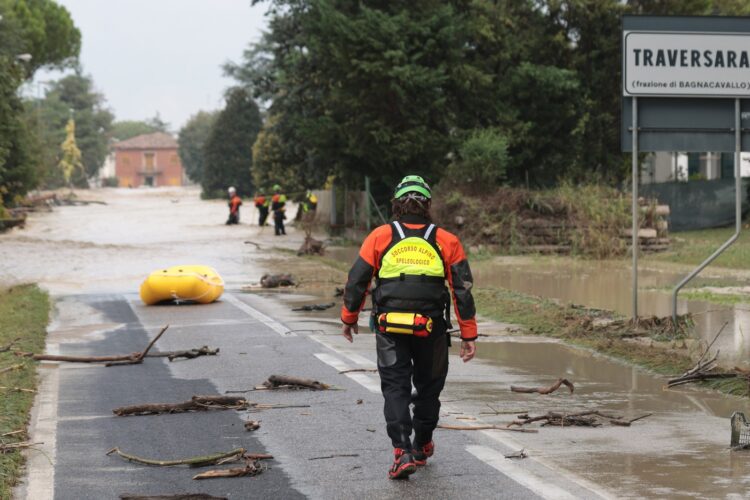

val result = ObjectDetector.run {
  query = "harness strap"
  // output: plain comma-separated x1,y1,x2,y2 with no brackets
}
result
392,220,406,240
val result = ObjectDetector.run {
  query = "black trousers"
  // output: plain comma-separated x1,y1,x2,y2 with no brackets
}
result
258,207,269,226
226,212,239,225
273,211,286,235
377,318,449,450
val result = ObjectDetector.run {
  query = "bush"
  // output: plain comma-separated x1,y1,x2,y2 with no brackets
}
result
446,128,509,191
101,176,118,187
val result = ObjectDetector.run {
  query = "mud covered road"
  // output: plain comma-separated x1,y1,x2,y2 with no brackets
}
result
2,187,750,499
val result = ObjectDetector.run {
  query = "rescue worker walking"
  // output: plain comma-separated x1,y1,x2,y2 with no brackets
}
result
340,175,477,480
271,184,287,236
254,188,269,226
226,186,242,225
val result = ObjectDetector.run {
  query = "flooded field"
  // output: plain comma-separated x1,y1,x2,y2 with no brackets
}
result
329,246,750,368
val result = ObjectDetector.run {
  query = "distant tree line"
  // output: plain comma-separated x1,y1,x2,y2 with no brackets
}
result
213,0,750,195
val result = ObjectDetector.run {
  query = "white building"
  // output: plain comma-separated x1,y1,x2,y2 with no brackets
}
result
643,152,750,184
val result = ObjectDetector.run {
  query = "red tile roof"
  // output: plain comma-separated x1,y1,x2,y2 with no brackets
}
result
112,132,177,150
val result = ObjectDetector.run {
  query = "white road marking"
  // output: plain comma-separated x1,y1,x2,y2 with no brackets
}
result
467,445,579,500
309,334,376,368
313,353,381,394
309,336,611,499
223,294,295,336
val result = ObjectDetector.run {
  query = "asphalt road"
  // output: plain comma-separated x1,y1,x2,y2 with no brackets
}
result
18,290,608,500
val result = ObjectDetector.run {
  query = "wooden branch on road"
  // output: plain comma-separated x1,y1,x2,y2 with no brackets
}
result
113,395,249,416
264,374,330,391
146,346,219,362
106,447,246,467
20,325,170,367
510,378,574,395
120,494,228,500
437,424,538,433
192,460,264,480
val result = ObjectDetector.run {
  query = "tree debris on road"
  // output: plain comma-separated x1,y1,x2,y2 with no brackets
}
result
19,325,170,367
297,236,325,256
504,449,528,459
106,447,247,467
193,459,265,480
0,441,43,453
508,410,651,428
146,346,219,362
113,395,249,416
244,420,260,431
292,302,335,312
511,378,575,395
262,374,330,391
437,424,538,433
338,368,377,374
260,274,297,288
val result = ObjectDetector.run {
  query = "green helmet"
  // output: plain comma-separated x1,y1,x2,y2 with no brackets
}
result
394,175,431,200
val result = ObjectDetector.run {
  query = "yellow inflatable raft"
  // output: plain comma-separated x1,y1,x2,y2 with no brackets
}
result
140,265,224,305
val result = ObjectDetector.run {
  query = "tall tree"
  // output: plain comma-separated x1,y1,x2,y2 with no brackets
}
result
58,118,85,187
202,88,261,197
0,0,80,203
178,110,217,183
111,115,169,141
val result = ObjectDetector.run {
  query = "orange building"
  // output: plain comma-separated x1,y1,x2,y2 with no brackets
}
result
112,132,184,187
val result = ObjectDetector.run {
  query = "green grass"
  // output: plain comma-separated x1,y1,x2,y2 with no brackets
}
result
645,227,750,270
0,285,50,499
680,289,750,306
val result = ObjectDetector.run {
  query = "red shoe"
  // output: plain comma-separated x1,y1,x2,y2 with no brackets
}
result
388,448,417,479
413,441,434,466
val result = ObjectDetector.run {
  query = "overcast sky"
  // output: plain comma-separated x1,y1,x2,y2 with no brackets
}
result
32,0,268,131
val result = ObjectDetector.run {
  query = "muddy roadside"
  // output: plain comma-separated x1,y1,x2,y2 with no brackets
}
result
256,249,750,398
247,250,750,498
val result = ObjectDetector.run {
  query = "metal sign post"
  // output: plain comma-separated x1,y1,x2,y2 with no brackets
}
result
670,98,742,322
632,96,639,320
622,15,750,322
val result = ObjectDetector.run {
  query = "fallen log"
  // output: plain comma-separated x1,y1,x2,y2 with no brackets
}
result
193,460,264,480
264,375,330,391
113,395,249,416
146,346,219,362
106,447,245,467
510,378,574,395
297,236,325,256
437,424,538,434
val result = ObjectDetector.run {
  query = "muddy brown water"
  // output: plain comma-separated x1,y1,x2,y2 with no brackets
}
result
329,247,750,368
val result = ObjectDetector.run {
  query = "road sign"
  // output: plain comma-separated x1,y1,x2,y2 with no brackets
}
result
621,16,748,321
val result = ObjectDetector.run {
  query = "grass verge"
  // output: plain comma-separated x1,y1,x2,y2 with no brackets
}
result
0,284,50,498
644,226,750,270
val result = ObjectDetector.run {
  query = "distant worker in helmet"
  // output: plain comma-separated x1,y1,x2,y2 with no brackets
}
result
303,190,318,213
254,188,269,226
340,175,478,480
271,184,287,236
226,186,242,225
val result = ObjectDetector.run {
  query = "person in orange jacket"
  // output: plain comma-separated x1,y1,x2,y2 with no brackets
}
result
340,175,477,480
254,188,269,226
226,186,242,225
